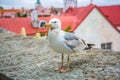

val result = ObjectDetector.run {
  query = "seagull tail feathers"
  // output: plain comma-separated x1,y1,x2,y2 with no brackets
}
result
74,44,95,56
84,43,95,50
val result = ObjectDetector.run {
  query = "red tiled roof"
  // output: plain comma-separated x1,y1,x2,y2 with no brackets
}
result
99,5,120,26
38,16,77,31
0,9,30,13
98,5,120,32
61,4,95,31
0,16,77,34
0,4,120,35
0,9,22,13
0,18,48,35
62,4,120,32
41,4,95,32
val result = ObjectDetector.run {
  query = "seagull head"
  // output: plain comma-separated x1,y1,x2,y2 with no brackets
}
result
45,18,61,30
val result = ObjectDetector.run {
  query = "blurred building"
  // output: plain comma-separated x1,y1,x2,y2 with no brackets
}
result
63,0,77,11
0,8,30,18
63,4,120,51
35,0,50,17
35,0,63,16
0,0,63,18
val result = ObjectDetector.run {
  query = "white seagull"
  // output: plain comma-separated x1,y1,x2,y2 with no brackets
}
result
46,18,93,72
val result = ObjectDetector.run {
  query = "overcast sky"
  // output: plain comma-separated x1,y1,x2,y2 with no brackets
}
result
0,0,120,9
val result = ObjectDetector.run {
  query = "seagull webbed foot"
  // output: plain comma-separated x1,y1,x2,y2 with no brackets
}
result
55,67,70,73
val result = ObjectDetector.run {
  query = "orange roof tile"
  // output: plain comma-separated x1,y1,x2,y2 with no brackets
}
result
98,5,120,32
0,18,47,35
0,9,22,13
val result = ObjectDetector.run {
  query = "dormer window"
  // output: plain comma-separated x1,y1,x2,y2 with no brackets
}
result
41,10,45,12
39,20,47,28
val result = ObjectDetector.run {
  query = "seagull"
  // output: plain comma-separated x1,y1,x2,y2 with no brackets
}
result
46,18,92,72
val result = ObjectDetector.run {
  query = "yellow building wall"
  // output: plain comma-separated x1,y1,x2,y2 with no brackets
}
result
74,8,120,51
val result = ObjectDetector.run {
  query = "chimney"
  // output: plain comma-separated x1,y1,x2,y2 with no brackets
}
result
31,9,39,28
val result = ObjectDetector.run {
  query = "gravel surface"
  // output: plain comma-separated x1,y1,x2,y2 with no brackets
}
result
0,30,120,80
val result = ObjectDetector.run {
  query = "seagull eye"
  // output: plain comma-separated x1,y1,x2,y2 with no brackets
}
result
54,21,57,23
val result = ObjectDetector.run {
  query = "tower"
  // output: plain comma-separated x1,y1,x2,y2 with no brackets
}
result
35,0,41,9
63,0,77,11
34,0,50,16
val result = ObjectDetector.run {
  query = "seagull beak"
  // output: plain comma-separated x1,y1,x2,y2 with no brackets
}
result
45,23,51,28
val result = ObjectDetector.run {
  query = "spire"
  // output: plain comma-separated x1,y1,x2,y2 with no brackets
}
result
36,0,41,4
90,0,93,3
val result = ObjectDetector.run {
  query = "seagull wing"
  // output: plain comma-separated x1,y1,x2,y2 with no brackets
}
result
63,32,87,52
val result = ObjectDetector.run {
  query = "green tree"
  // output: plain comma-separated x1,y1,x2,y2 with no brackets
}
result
0,6,3,10
22,13,27,17
64,24,72,32
16,12,27,17
17,12,21,17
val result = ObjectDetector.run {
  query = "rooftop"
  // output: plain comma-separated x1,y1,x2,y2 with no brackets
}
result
0,4,120,35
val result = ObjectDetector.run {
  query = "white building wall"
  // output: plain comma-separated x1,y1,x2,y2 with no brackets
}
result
74,8,120,51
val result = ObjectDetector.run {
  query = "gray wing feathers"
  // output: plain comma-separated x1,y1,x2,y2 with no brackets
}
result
64,32,79,40
64,32,87,52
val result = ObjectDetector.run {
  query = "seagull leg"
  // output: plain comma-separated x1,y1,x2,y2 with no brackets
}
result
67,54,70,71
61,53,64,68
59,54,70,72
59,54,70,73
55,53,70,72
55,53,64,72
59,53,66,72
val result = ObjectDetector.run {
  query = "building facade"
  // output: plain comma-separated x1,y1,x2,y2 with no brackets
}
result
74,7,120,51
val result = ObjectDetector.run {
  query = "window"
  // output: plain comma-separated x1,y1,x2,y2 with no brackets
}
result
41,10,45,12
117,26,120,30
39,20,47,28
101,42,112,50
101,44,105,49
